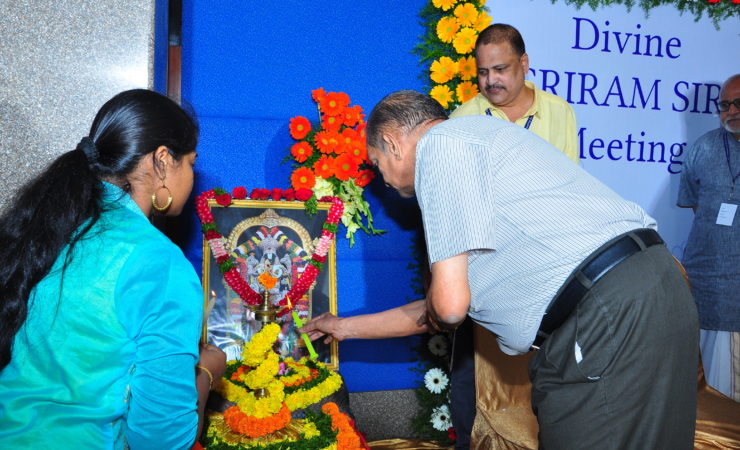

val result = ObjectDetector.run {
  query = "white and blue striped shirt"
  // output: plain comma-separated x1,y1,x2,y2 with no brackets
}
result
415,116,656,354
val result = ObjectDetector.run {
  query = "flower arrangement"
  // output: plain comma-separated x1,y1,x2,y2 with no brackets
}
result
196,186,343,318
286,88,384,246
413,0,492,112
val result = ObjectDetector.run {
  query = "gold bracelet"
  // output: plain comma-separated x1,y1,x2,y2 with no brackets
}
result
196,364,213,391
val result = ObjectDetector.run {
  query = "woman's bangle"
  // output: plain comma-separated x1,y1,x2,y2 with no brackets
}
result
196,364,214,391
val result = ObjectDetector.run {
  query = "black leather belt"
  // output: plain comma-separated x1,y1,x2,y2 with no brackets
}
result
532,228,664,349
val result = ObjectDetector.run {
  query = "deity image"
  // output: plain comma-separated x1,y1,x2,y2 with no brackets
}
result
206,207,329,362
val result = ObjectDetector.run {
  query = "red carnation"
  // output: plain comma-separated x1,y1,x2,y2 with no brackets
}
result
205,230,221,240
232,186,247,199
295,188,313,202
249,188,261,199
215,193,232,206
271,188,283,201
283,188,295,201
259,188,271,200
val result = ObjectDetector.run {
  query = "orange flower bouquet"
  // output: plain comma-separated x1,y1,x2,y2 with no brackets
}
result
287,88,384,246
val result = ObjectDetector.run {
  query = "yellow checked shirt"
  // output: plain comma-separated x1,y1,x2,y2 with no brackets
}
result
450,81,579,164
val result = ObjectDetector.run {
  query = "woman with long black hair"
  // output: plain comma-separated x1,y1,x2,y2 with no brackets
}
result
0,89,226,448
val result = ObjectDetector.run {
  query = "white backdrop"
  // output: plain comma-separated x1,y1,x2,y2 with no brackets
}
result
485,0,740,257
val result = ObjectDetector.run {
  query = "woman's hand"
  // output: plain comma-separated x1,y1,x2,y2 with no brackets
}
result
198,343,226,389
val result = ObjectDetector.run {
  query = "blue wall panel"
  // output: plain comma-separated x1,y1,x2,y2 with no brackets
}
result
182,1,428,391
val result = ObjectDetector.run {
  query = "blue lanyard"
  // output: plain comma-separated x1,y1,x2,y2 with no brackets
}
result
724,132,740,200
485,109,534,130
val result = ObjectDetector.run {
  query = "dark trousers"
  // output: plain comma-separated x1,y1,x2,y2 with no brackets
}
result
529,244,699,450
450,317,476,449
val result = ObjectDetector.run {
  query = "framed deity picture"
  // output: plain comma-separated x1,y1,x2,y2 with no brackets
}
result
202,199,338,370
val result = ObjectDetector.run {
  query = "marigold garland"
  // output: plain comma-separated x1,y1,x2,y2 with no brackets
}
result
223,403,292,438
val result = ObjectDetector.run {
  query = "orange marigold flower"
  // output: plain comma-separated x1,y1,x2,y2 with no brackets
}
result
322,114,342,132
354,169,375,188
312,87,327,102
289,116,311,140
474,11,492,32
436,16,460,43
291,167,316,190
430,84,455,109
290,142,314,163
313,155,335,179
453,27,477,54
258,272,278,290
333,153,359,181
430,56,457,84
453,2,478,27
456,80,479,103
432,0,457,11
319,92,350,117
457,55,477,81
314,130,341,154
223,403,291,438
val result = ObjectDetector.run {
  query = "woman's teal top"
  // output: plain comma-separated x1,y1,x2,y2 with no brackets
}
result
0,183,203,449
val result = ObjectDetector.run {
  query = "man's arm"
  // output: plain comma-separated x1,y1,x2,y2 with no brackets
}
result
427,252,471,330
299,299,429,343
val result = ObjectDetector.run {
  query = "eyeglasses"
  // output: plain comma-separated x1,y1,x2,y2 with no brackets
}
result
718,98,740,113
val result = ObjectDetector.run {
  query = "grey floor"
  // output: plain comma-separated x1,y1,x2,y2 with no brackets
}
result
349,389,420,441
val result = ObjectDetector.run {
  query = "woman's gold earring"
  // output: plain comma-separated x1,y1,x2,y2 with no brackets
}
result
151,175,173,212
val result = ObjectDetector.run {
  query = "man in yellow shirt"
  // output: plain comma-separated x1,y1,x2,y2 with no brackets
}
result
448,23,579,448
451,24,579,164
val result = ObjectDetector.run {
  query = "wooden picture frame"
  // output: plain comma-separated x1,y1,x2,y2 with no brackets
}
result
202,199,338,370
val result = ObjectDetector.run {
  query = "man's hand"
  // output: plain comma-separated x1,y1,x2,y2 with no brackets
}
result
299,312,346,344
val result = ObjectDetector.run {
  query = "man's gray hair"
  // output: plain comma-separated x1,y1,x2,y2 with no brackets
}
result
366,90,448,151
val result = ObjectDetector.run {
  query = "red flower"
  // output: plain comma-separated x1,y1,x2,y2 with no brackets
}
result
312,253,326,263
290,142,313,163
271,188,283,201
322,114,342,132
295,188,313,202
249,188,261,199
283,188,295,201
333,153,359,181
312,87,327,102
291,167,316,190
259,188,271,200
289,116,311,140
354,169,375,188
216,255,229,264
215,193,232,206
205,230,221,240
319,92,350,117
314,130,341,154
232,186,247,199
313,155,335,179
342,106,361,127
448,427,456,440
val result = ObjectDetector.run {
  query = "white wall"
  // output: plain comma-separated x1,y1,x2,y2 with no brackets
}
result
485,0,739,257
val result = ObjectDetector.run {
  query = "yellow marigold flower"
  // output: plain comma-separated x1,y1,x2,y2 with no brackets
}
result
457,55,476,81
453,27,477,54
435,16,460,43
430,85,455,109
429,56,457,84
456,81,479,103
432,0,457,11
474,10,492,32
453,3,478,27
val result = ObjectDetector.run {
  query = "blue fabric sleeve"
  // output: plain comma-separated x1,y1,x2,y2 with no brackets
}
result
115,241,203,450
677,139,700,207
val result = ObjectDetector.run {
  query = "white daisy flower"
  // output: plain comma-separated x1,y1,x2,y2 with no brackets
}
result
430,404,452,431
427,335,449,357
424,367,449,394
